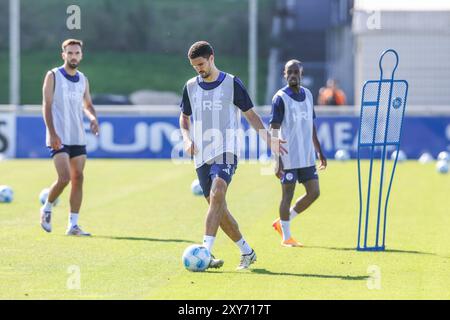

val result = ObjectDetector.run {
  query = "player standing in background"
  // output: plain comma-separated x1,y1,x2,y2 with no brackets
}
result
179,41,287,270
40,39,99,236
270,59,327,247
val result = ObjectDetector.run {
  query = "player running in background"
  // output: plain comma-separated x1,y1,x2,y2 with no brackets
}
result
40,39,99,236
179,41,286,270
270,59,327,247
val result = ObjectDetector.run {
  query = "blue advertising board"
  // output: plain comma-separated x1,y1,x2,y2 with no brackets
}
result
15,115,450,159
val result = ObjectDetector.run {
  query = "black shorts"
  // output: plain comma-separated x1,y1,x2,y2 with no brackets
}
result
48,145,87,159
281,166,318,184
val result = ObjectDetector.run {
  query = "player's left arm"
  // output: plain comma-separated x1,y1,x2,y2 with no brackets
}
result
244,109,287,156
233,76,287,156
83,78,99,136
307,88,326,170
313,123,326,170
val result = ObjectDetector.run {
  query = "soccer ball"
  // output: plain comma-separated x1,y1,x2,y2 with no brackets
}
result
191,179,203,196
418,152,433,164
334,149,350,161
0,185,14,203
437,151,449,162
39,188,59,206
182,244,211,272
390,150,407,162
436,160,449,174
258,154,271,164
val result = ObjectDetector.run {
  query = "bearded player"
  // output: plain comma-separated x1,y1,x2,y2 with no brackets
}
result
179,41,287,269
40,39,99,236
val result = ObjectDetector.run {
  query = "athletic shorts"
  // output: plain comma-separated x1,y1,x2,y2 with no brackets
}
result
48,145,87,159
196,153,238,198
281,166,318,184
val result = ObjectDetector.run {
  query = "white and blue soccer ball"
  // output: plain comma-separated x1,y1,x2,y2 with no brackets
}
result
418,152,433,164
191,179,203,196
39,188,59,206
437,151,449,162
436,160,449,174
390,150,407,162
334,149,350,161
182,244,211,272
0,185,14,203
258,154,271,164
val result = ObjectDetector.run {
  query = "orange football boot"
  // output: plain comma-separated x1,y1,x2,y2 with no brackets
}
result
281,237,303,247
272,218,282,237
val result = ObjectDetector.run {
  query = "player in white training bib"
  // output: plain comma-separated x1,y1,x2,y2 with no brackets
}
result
40,39,99,236
270,59,327,247
179,41,287,270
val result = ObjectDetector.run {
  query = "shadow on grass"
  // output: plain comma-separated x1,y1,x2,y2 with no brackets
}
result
250,268,368,281
305,245,447,257
95,235,195,244
207,269,368,281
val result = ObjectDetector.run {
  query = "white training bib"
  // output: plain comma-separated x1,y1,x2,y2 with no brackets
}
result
46,67,86,147
186,73,241,168
277,87,316,169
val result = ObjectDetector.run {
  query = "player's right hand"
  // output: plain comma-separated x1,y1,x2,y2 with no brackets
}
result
275,167,284,179
184,139,197,157
270,136,288,156
50,134,62,150
275,160,284,179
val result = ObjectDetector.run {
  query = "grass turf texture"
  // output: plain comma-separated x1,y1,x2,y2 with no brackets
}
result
0,159,449,299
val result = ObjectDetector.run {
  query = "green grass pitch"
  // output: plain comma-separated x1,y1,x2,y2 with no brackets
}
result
0,159,449,299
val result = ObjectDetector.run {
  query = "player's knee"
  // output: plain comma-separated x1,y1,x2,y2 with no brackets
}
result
280,197,292,208
308,188,320,201
58,174,71,186
210,188,226,202
210,179,227,202
281,190,294,204
71,171,84,183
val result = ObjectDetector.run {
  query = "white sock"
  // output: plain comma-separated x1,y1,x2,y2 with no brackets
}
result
289,208,299,220
43,200,53,212
203,235,215,253
280,220,291,241
69,212,79,228
235,237,252,255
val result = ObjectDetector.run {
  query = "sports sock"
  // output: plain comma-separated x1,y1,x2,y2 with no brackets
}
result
68,212,79,228
203,235,215,253
289,207,299,220
280,220,291,241
43,199,53,212
235,237,252,255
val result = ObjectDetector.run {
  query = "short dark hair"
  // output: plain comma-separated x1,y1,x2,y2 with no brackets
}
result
188,41,214,59
285,59,303,69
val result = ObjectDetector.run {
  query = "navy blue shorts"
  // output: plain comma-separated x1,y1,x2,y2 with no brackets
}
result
196,153,238,198
281,166,318,184
48,145,87,159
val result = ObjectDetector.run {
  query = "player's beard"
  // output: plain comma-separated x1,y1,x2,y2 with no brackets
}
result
288,77,300,88
67,60,79,69
199,71,210,79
